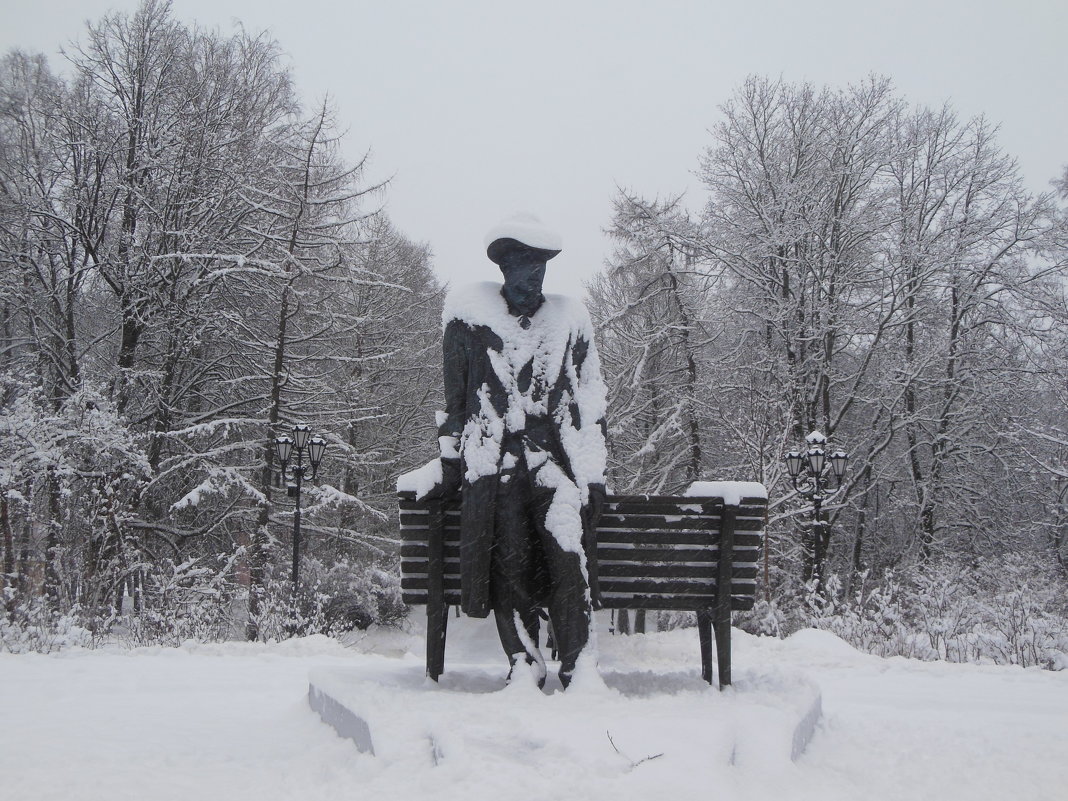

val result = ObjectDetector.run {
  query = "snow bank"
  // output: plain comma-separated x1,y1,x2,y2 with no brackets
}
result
3,616,1068,801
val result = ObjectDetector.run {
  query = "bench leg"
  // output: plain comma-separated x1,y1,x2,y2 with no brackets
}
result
697,609,714,684
697,610,733,688
426,500,447,681
427,602,448,681
713,617,731,689
713,504,737,689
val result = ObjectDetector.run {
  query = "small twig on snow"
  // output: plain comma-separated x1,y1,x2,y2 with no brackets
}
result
607,729,664,770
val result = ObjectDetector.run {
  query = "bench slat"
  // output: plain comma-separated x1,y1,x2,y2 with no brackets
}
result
397,510,764,523
397,493,764,504
598,572,758,589
598,563,759,579
597,529,763,544
596,516,765,532
400,591,757,612
595,544,761,561
596,529,759,545
401,576,760,598
400,527,763,547
403,591,462,606
398,498,767,516
600,594,757,611
399,561,758,581
398,539,763,560
399,516,765,529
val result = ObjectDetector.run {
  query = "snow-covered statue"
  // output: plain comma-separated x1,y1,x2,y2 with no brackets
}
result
425,213,609,688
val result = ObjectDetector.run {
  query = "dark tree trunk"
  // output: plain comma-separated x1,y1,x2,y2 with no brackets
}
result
115,310,143,416
844,463,873,598
45,467,61,604
1,494,14,610
247,283,292,640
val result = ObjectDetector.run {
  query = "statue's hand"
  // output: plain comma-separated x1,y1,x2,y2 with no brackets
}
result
441,458,462,497
422,458,462,500
583,483,607,532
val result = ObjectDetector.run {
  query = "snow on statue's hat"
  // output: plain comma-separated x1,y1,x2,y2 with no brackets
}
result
485,213,563,265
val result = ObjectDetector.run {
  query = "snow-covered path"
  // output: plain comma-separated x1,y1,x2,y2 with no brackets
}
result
746,631,1068,799
2,620,1065,801
0,640,366,800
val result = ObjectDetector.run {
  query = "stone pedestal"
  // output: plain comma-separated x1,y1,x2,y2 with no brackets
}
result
308,661,821,770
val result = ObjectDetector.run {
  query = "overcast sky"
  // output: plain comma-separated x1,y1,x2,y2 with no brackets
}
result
3,0,1065,296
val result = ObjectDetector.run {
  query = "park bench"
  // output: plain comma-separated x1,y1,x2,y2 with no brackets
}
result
397,485,767,690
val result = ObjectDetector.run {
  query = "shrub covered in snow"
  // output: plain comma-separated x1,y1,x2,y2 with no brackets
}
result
735,553,1068,670
1,551,406,652
0,591,94,654
243,557,406,642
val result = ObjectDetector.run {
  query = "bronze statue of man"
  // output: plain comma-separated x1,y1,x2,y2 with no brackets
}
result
427,213,608,688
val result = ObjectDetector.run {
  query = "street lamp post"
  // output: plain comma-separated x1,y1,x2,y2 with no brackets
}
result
784,431,849,592
273,425,327,592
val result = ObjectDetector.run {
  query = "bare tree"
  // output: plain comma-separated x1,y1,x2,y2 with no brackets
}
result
591,76,1063,599
0,2,443,636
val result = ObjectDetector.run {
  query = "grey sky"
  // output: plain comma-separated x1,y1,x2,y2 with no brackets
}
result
3,0,1065,296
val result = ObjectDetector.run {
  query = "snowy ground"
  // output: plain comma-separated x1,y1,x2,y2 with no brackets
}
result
2,613,1066,801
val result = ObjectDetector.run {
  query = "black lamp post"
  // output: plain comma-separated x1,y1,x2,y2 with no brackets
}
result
273,425,327,592
784,431,848,590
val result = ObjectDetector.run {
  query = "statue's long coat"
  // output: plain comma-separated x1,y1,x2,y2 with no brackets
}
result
439,282,608,618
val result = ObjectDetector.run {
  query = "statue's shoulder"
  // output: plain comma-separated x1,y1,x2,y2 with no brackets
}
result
442,282,505,329
441,283,593,338
543,292,590,318
542,292,594,336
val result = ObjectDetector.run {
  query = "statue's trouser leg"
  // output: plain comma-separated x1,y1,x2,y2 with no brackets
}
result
489,468,542,668
530,486,591,684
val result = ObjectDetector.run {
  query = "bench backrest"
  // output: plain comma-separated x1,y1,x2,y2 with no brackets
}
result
398,493,766,612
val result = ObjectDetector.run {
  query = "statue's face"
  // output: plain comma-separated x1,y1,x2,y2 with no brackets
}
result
498,244,547,305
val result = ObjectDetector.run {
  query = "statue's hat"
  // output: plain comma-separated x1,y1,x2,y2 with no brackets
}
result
485,213,562,264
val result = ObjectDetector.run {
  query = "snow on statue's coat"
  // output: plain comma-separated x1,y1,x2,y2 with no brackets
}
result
438,281,608,618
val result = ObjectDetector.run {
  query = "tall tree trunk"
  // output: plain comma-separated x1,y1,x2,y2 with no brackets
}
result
115,309,143,416
45,466,62,605
247,283,292,640
1,494,14,610
844,462,873,598
666,249,702,483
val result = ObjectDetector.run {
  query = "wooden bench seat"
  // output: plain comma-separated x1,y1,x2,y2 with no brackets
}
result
398,491,767,689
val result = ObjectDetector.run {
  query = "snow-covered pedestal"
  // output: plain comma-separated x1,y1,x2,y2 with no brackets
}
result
308,647,821,775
